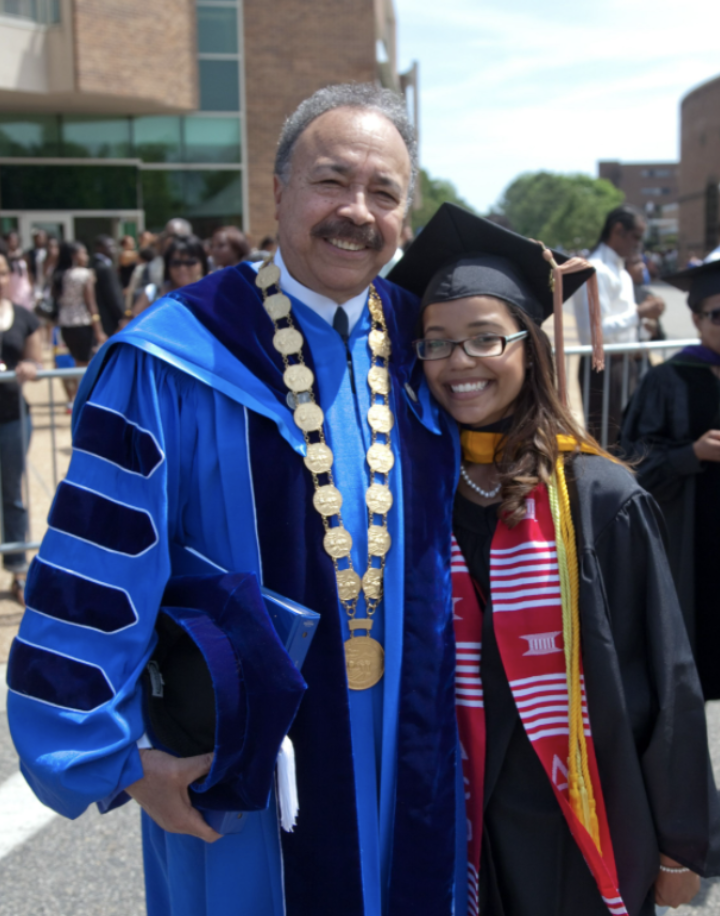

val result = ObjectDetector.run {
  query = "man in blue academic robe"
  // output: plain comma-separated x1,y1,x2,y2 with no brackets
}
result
6,84,465,915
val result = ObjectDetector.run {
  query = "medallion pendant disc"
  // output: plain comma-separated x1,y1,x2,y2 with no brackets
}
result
345,636,385,690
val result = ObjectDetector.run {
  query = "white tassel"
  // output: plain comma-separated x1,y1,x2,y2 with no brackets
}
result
276,735,299,832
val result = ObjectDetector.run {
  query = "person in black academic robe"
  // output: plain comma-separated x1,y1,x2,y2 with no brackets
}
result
621,258,720,700
389,204,720,916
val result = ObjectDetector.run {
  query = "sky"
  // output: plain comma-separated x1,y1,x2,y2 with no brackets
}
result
395,0,720,214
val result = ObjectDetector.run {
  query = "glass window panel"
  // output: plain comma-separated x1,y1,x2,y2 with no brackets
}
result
62,116,131,158
0,115,60,157
140,171,187,232
197,6,238,53
183,116,240,163
0,165,138,209
182,170,241,215
133,116,182,163
199,59,240,112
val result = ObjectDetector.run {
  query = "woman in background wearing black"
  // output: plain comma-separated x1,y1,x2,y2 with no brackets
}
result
621,259,720,700
0,248,42,604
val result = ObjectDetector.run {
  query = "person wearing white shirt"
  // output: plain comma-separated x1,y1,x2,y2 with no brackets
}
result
573,205,663,444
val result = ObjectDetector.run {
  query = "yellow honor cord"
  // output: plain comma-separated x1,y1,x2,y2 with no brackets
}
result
549,459,602,852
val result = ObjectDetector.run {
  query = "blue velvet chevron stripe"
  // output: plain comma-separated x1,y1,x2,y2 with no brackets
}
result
7,639,115,711
74,402,164,477
25,559,137,633
48,481,158,556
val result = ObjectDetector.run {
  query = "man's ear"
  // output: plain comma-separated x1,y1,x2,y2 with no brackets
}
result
273,175,283,220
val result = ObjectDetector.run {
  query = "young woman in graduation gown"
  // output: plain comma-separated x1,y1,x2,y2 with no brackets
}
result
621,260,720,700
389,204,720,916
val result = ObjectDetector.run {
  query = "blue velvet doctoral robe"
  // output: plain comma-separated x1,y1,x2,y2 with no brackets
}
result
7,263,465,916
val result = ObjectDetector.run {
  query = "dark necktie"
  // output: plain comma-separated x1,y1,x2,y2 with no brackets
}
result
333,305,349,344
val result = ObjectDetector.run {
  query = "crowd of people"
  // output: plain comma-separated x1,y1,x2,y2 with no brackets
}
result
4,81,720,916
0,221,274,606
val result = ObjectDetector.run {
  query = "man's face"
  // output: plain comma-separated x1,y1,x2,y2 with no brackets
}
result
33,231,47,249
274,107,411,303
609,219,646,260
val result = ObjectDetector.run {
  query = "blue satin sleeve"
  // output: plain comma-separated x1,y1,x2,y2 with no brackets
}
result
6,345,213,818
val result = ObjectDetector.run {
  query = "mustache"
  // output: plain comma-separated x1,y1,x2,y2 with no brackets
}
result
311,218,384,252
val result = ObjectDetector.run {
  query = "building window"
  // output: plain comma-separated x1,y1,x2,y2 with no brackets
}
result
132,117,183,164
183,116,240,163
197,5,238,53
0,114,60,156
641,168,674,178
62,116,132,159
0,165,138,209
0,0,60,24
641,187,672,196
199,59,241,111
140,169,242,232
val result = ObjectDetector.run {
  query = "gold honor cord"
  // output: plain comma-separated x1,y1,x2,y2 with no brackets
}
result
255,260,394,690
549,461,601,851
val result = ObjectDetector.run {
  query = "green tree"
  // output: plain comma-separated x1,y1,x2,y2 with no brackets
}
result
411,168,477,232
496,171,625,250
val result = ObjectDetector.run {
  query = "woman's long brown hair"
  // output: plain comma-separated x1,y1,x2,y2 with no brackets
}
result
494,303,611,527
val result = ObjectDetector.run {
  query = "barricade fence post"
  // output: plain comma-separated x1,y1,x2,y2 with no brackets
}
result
0,366,86,561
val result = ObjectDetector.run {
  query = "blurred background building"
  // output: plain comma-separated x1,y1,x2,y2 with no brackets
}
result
678,73,720,263
0,0,417,246
598,159,679,249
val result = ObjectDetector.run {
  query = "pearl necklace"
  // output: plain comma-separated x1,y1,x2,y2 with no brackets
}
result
460,464,501,499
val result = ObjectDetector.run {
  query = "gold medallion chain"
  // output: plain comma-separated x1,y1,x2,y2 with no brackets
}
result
255,259,394,689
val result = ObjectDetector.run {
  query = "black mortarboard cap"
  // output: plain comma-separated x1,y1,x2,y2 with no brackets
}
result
663,259,720,310
387,203,595,325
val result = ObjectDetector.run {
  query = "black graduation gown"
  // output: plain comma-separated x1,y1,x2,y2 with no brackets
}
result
620,355,720,698
453,454,720,916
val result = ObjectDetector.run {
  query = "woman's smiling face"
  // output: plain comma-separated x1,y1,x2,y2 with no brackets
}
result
421,294,528,427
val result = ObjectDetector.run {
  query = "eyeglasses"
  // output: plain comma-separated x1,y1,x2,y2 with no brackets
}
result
169,258,199,268
700,308,720,326
413,330,529,361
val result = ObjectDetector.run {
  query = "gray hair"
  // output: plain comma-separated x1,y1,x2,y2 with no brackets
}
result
275,82,418,204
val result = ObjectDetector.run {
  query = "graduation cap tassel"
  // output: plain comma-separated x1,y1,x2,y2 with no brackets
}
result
540,248,606,406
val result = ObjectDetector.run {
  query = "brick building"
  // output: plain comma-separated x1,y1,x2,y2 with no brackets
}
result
0,0,414,246
597,159,679,246
678,73,720,262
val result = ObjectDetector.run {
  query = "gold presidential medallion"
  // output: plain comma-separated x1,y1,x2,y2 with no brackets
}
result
274,327,304,356
368,329,390,358
368,404,394,433
362,568,383,600
345,619,384,690
304,442,334,474
366,483,393,515
313,485,342,516
367,443,394,474
256,259,395,689
368,366,390,395
323,526,353,558
264,292,293,320
294,402,324,432
284,364,315,392
368,526,391,557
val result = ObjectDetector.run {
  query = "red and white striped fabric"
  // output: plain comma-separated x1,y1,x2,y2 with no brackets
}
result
452,535,485,916
451,485,628,916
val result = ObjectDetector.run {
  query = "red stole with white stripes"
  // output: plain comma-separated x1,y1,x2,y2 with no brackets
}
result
452,486,627,916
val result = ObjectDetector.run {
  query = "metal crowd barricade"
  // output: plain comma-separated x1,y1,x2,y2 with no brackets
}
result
0,341,704,557
561,338,700,449
0,366,86,557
